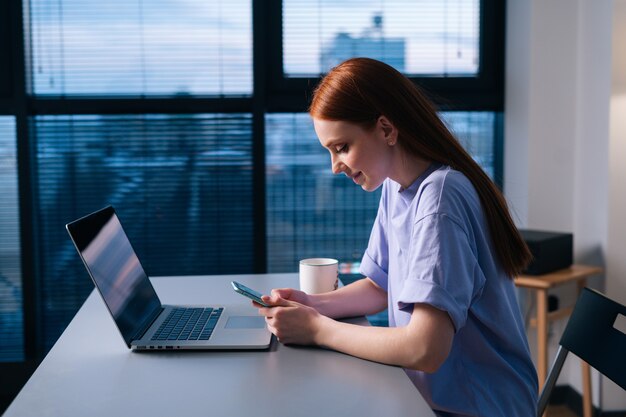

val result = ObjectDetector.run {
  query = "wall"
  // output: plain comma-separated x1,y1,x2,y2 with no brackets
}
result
605,0,626,409
505,0,625,411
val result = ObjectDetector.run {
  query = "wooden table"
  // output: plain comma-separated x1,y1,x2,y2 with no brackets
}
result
515,264,603,417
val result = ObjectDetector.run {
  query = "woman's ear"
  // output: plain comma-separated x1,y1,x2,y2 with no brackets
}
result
378,116,397,146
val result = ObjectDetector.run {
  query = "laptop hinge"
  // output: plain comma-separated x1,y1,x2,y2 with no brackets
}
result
132,306,164,341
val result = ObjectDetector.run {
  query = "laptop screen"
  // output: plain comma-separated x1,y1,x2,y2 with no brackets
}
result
66,206,162,346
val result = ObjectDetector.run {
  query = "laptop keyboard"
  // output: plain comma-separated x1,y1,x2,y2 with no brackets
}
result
151,307,223,341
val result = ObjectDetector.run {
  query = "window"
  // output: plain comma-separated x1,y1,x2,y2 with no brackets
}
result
283,0,479,77
266,111,497,273
0,0,11,100
2,0,503,359
29,0,252,96
0,117,23,361
270,0,503,109
33,114,254,351
266,113,381,272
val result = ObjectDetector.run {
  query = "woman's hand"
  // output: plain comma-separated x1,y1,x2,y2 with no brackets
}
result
266,287,312,307
256,295,325,345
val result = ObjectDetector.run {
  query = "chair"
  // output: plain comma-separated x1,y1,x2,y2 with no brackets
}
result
537,287,626,417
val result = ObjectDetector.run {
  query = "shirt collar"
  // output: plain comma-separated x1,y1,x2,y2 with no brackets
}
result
397,162,443,200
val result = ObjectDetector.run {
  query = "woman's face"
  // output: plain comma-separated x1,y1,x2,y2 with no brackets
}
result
313,118,395,192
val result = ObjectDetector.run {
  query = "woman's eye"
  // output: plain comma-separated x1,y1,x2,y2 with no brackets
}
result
335,144,348,153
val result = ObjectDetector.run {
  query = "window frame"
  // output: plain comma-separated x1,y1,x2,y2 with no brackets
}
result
1,0,505,365
265,0,505,112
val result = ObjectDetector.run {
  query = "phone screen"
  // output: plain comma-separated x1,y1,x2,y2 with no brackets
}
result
231,281,270,307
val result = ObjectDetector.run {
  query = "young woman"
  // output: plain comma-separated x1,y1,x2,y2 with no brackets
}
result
256,58,538,416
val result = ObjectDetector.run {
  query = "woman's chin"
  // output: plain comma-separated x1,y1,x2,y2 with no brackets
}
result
360,180,384,192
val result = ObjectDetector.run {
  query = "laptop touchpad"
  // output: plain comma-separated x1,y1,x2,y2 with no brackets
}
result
225,316,266,329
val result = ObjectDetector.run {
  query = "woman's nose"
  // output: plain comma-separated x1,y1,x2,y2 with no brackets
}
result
331,156,344,175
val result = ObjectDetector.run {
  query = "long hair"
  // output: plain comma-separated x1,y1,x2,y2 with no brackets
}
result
309,58,531,278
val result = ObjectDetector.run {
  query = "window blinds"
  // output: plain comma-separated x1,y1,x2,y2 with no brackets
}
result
29,0,252,96
0,116,23,362
283,0,480,77
264,111,494,274
33,114,254,351
440,111,495,178
266,113,380,272
8,0,499,358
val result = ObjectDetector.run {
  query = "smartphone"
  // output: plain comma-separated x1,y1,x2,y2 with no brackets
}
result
231,281,271,307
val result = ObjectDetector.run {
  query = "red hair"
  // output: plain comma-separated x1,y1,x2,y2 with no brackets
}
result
310,58,530,277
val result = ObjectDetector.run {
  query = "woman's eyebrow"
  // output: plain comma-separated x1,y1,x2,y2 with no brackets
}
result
321,138,341,149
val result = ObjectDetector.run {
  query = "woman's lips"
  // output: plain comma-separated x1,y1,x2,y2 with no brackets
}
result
352,172,363,184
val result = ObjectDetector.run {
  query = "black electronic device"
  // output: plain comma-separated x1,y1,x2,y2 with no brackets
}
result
519,229,573,275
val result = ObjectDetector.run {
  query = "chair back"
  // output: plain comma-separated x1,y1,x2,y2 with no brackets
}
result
560,287,626,390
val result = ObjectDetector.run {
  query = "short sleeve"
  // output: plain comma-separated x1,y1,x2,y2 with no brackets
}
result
359,185,389,290
398,213,486,332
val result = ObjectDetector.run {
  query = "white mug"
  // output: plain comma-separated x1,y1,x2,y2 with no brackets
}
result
299,258,339,294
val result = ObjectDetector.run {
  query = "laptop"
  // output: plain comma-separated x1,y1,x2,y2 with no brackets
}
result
66,205,272,351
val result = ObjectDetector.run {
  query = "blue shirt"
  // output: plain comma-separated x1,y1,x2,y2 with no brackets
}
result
360,164,538,417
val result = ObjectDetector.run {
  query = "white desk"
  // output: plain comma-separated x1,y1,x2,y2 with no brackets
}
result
4,273,435,417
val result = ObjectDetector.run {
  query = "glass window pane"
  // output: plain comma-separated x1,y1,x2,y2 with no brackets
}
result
33,114,254,352
266,111,495,273
0,116,23,362
440,111,496,179
284,0,480,77
29,0,252,96
266,113,380,273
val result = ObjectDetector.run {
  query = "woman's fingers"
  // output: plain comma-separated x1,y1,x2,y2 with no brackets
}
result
271,288,292,299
